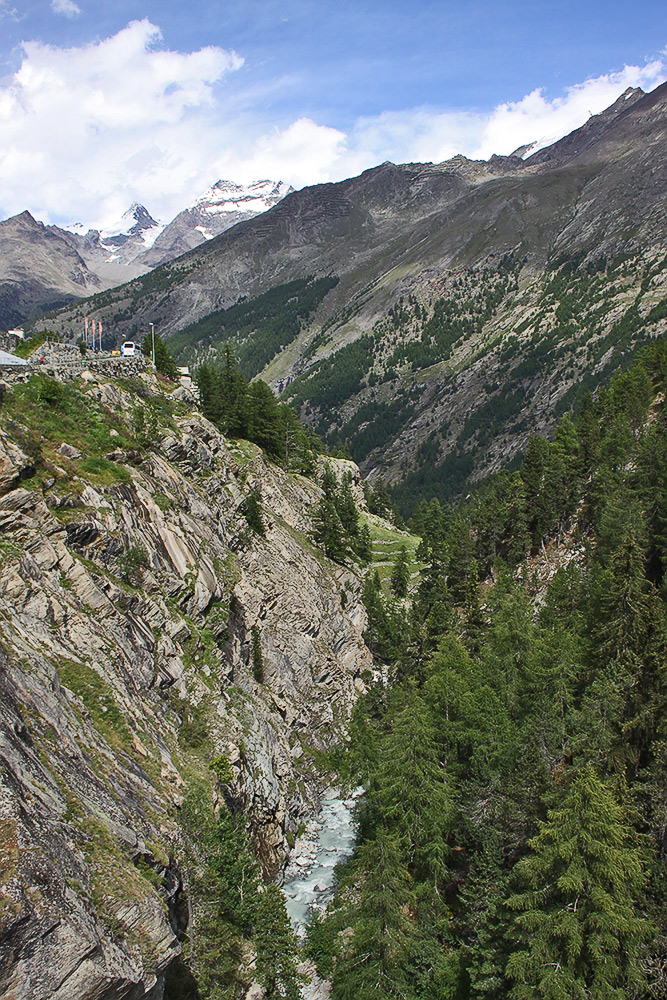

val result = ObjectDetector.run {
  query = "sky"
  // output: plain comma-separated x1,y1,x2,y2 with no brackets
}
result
0,0,665,229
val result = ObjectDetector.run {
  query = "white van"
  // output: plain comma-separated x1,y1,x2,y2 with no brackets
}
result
121,341,136,357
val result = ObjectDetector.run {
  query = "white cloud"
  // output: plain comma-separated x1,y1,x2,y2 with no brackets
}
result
338,60,667,171
218,118,348,189
0,19,664,231
0,1,18,20
474,60,667,159
51,0,81,18
0,20,244,227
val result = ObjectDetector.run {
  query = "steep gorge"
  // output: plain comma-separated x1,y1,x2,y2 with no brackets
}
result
0,368,374,998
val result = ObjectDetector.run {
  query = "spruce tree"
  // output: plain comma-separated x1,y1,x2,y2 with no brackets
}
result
312,494,348,562
336,471,360,540
254,883,303,1000
355,522,372,563
141,332,179,379
331,829,417,1000
251,625,264,683
241,486,266,536
390,545,410,598
247,379,282,457
374,692,452,883
506,764,647,999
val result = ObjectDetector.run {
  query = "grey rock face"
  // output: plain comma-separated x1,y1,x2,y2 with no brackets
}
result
139,180,293,268
0,181,292,327
0,430,34,495
0,380,371,999
0,211,102,327
40,81,667,350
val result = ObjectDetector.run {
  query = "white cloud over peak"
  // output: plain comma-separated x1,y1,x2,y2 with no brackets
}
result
224,118,347,189
474,60,667,159
0,19,664,231
51,0,81,18
340,60,667,170
0,20,244,227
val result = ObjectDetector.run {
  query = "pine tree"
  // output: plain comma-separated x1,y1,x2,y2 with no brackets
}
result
219,344,249,437
445,514,479,606
365,478,393,519
331,829,417,1000
254,883,303,1000
374,692,453,883
179,784,259,997
390,545,410,598
241,486,266,536
251,625,264,683
355,522,372,563
247,379,282,458
141,331,179,379
506,764,647,999
336,471,360,540
312,494,348,562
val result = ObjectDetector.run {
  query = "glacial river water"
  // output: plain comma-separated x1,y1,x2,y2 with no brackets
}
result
282,787,362,937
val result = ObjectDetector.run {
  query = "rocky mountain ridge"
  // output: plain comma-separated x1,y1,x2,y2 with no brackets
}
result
0,180,291,329
0,366,374,998
60,203,163,277
140,179,295,268
42,82,664,343
0,211,104,329
9,81,667,513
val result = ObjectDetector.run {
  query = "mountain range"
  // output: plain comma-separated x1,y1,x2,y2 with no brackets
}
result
0,180,292,328
27,81,667,512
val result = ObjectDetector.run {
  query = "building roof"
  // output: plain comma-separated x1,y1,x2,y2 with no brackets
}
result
0,350,28,366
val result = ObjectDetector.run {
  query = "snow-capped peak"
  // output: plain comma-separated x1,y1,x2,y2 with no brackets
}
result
99,203,164,247
194,179,294,216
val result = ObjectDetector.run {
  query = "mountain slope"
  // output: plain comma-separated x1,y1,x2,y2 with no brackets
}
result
0,211,103,328
0,181,292,327
36,82,667,340
139,179,294,268
29,81,667,509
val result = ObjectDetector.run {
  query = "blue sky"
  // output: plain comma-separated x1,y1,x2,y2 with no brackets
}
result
0,0,665,227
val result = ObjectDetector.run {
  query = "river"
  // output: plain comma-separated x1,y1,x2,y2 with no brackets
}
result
282,787,362,937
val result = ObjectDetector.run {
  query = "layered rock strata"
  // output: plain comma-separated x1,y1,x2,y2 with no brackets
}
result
0,374,371,998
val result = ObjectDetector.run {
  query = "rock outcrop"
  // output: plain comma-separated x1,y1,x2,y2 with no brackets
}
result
0,372,372,998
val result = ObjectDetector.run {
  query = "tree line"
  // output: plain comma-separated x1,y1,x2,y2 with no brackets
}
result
196,345,321,473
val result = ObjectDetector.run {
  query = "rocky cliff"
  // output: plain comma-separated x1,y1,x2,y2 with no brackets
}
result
0,369,372,998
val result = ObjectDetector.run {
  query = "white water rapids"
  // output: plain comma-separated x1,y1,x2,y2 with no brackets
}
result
282,787,363,937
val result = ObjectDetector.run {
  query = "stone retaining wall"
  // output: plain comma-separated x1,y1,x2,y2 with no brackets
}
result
0,354,150,384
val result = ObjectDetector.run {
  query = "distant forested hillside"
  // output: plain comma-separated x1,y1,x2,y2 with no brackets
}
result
307,338,667,1000
169,275,339,378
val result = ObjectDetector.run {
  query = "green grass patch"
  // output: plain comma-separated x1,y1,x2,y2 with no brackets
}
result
76,815,162,942
12,333,48,359
80,456,131,484
1,374,178,485
0,537,24,562
367,519,422,594
57,658,132,752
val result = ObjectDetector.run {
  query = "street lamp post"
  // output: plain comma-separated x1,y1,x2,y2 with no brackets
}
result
150,323,155,368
